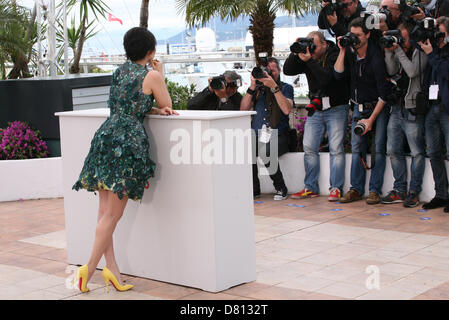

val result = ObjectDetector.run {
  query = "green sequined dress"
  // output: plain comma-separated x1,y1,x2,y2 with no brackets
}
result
72,61,156,201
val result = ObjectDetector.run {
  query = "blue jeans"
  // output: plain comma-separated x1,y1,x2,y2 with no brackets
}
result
387,106,425,194
303,104,349,193
425,103,449,199
350,106,389,195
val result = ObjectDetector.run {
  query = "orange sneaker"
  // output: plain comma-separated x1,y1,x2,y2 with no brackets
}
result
291,188,319,199
328,187,341,202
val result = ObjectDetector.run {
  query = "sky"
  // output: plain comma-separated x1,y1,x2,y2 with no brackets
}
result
18,0,188,54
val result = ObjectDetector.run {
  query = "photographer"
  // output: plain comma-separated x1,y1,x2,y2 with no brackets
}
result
420,0,449,18
334,17,390,205
241,58,294,200
381,23,428,207
419,16,449,210
378,0,403,32
283,31,350,201
318,0,365,37
187,71,243,111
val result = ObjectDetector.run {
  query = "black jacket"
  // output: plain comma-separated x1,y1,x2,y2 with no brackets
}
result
423,44,449,112
318,2,365,37
334,39,390,105
283,41,350,107
187,87,242,111
436,0,449,17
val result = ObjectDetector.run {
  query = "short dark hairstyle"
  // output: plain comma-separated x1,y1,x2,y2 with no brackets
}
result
268,57,281,70
348,17,370,35
123,27,157,62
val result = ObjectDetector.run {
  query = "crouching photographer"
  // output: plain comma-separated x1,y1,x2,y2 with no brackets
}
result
187,70,243,111
241,56,294,201
334,17,390,205
317,0,365,38
283,31,350,202
418,16,449,210
381,23,428,208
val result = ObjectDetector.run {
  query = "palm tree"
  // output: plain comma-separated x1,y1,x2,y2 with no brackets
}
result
56,16,99,66
176,0,319,65
140,0,150,28
66,0,109,74
0,0,36,79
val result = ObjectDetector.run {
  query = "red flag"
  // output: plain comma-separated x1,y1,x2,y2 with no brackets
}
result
108,13,123,25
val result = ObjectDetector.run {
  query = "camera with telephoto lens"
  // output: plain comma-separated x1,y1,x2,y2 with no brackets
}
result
322,0,349,16
252,52,274,86
410,17,445,45
353,112,371,136
305,98,323,117
290,38,317,54
339,32,361,48
400,1,426,21
210,75,242,90
379,29,405,48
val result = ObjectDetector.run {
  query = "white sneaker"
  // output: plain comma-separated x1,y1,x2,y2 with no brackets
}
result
274,188,288,201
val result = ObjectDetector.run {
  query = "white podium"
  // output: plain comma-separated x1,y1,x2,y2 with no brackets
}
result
56,109,257,292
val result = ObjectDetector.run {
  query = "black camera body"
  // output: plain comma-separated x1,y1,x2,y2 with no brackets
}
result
251,52,274,84
380,29,405,48
290,38,317,54
339,32,361,48
322,0,348,16
400,1,425,21
410,18,445,45
210,76,227,90
210,75,241,90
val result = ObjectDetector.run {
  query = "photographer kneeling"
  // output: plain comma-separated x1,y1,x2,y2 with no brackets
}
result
187,70,243,111
241,57,294,200
419,16,449,210
382,23,428,207
283,31,350,201
334,17,390,205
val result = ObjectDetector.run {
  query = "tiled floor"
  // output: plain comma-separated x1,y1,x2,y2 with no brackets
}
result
0,196,449,300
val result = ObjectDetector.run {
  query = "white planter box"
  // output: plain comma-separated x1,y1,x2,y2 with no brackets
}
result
0,157,63,202
259,152,440,203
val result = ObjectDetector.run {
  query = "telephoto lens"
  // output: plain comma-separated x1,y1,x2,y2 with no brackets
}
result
210,76,226,90
354,122,366,136
379,30,404,48
339,32,360,48
290,38,316,54
251,67,266,80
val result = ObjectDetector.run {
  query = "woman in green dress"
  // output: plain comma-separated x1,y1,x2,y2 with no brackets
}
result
72,27,178,293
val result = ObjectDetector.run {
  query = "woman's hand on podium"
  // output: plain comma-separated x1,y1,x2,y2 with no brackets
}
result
158,107,179,116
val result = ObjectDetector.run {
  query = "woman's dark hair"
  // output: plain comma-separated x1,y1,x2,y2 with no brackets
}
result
123,27,157,61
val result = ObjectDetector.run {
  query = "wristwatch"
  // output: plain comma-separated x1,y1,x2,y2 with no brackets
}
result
270,86,280,94
220,97,228,103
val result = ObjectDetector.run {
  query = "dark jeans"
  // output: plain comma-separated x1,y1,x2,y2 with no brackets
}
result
253,129,288,193
425,103,449,199
387,106,425,194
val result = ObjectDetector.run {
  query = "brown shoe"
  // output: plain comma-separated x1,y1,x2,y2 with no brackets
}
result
366,192,381,205
340,189,363,203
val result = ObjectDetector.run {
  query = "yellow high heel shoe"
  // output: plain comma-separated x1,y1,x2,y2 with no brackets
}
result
101,267,134,293
74,264,90,293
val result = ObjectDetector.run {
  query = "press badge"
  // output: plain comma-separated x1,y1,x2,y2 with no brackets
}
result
259,125,272,144
322,97,331,110
359,104,364,113
429,85,439,100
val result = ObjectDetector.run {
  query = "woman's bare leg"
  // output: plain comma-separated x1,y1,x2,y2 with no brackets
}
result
86,191,128,283
96,190,124,283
